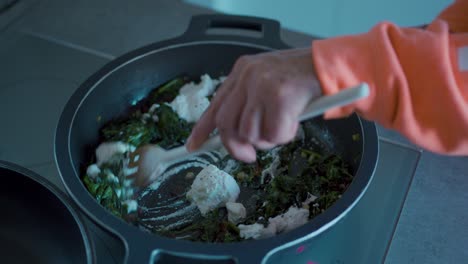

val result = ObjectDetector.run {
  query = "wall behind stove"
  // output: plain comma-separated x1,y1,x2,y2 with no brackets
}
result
185,0,453,38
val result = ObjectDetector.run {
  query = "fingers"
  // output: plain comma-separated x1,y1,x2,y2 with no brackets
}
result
187,73,256,163
220,135,256,163
238,92,279,151
261,88,303,145
216,83,257,163
186,74,235,151
255,140,277,150
239,94,263,143
186,105,216,151
188,49,319,161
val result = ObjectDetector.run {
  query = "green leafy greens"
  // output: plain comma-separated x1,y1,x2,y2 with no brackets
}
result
82,75,356,243
154,104,193,149
101,114,158,148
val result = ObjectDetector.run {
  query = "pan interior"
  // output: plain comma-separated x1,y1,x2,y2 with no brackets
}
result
68,42,364,241
71,42,362,184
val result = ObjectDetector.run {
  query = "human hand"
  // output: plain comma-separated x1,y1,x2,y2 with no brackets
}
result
186,48,323,162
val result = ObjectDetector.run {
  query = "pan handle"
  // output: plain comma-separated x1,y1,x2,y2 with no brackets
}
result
181,14,289,49
122,232,269,264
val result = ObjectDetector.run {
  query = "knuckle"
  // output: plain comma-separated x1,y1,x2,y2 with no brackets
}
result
268,87,291,109
263,117,295,143
233,56,251,73
236,55,251,66
275,86,292,102
258,70,273,82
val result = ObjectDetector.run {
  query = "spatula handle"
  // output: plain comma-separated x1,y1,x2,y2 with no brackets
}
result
197,135,223,153
165,134,223,161
298,83,369,121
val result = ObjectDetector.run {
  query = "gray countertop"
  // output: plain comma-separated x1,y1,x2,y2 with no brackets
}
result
0,0,467,263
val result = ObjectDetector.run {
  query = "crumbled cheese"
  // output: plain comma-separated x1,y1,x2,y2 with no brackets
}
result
142,113,151,120
180,74,220,97
268,206,309,233
95,141,136,166
123,178,134,188
222,159,239,174
238,206,309,240
260,147,282,184
226,202,246,224
261,156,280,184
148,103,160,113
302,192,318,208
105,170,119,184
86,164,101,179
238,223,277,240
122,166,138,177
238,223,266,239
123,200,138,213
115,188,122,198
169,96,209,123
186,164,240,216
125,188,134,198
169,74,223,123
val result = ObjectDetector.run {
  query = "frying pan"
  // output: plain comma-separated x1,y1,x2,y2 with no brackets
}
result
55,14,379,263
0,160,93,264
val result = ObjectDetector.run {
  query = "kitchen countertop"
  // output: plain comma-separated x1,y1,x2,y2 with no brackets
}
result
0,0,467,263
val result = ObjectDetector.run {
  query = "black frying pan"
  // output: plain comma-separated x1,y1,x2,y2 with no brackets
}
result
55,14,379,263
0,161,93,264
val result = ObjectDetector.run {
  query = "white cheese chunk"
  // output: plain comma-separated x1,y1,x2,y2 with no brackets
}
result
95,141,135,166
104,170,119,184
168,74,223,123
115,188,122,198
238,223,277,240
226,202,246,224
268,206,309,233
148,103,160,113
238,223,266,240
302,192,318,208
180,74,219,98
122,166,138,177
186,164,240,216
86,164,101,179
169,96,210,123
238,206,309,240
260,147,282,183
123,200,138,213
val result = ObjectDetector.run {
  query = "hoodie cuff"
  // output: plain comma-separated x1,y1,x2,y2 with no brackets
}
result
311,33,377,120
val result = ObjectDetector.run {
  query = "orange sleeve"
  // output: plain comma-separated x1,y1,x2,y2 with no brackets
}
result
312,0,468,155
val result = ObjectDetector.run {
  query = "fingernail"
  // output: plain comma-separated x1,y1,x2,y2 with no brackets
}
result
246,150,257,163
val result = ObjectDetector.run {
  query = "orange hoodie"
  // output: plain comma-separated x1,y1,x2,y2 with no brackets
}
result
312,0,468,155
